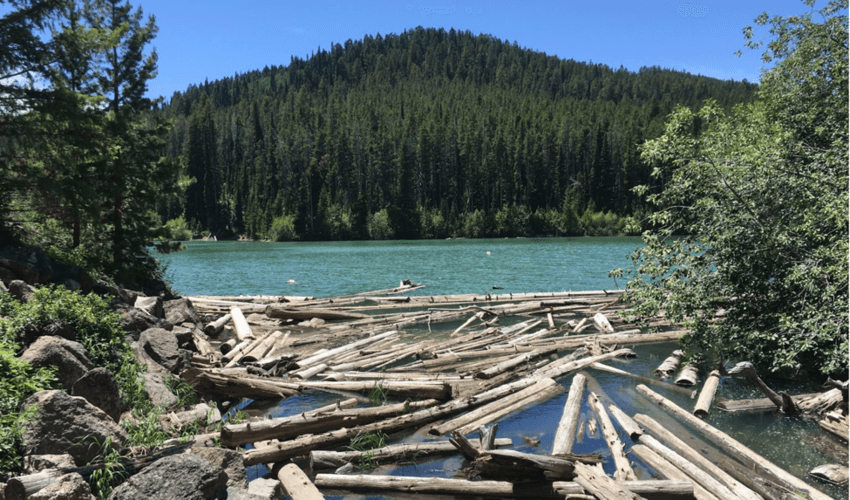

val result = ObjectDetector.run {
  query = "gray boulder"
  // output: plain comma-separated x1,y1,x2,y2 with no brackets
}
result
8,280,36,303
105,454,226,500
21,390,127,467
72,368,125,422
21,336,93,391
29,473,94,500
117,306,172,341
170,325,197,347
138,328,188,373
163,298,199,326
141,371,178,409
185,447,248,490
133,296,163,319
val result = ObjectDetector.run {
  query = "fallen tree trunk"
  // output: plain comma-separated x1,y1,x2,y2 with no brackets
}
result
474,348,554,379
297,380,452,400
289,330,397,370
265,305,369,321
693,370,720,417
309,438,513,470
655,350,684,378
630,444,720,500
182,367,300,399
277,463,325,500
230,307,255,341
589,363,697,397
674,361,700,386
534,348,634,379
572,462,644,500
204,313,231,337
243,377,541,465
454,382,564,436
221,399,439,447
716,392,822,413
551,373,586,455
470,449,575,481
315,474,563,498
636,384,834,500
587,393,635,481
429,378,558,436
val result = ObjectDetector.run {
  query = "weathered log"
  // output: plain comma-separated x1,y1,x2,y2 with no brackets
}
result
297,380,452,400
478,449,575,479
225,329,278,367
243,377,541,465
630,414,762,500
454,382,564,436
5,469,64,500
572,462,644,500
630,444,720,500
182,367,299,399
330,343,421,372
158,403,221,430
716,392,822,413
315,474,563,498
674,360,700,386
592,312,615,333
265,305,369,321
818,412,849,441
219,338,237,355
553,480,696,500
655,350,684,378
587,393,635,481
547,313,556,329
478,424,498,451
450,431,483,460
798,389,844,415
290,330,397,370
242,329,285,363
429,378,558,436
474,348,553,379
220,338,253,364
204,313,231,337
277,463,324,500
534,348,634,379
221,399,438,447
310,438,514,470
809,464,849,486
636,384,833,500
291,363,328,380
551,373,586,455
727,362,797,413
606,404,642,442
693,370,720,417
230,307,255,341
590,363,696,396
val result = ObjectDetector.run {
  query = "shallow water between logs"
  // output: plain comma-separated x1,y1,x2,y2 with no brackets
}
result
237,341,846,500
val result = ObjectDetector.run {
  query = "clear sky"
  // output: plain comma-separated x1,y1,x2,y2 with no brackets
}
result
141,0,820,101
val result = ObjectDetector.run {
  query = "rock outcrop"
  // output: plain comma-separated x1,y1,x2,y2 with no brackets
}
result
105,454,226,500
138,328,189,373
21,390,127,467
163,298,199,325
185,447,248,490
21,337,93,391
72,368,125,422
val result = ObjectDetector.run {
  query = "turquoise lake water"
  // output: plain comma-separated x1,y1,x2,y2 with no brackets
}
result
158,237,846,500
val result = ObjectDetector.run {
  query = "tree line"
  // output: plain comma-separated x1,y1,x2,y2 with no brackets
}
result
156,27,757,241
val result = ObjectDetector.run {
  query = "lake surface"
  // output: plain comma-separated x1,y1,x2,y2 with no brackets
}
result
160,237,847,500
157,237,640,297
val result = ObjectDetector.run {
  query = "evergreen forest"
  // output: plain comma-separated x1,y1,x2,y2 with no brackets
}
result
157,27,758,241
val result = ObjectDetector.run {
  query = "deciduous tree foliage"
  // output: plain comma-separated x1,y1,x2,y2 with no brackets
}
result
620,0,848,377
156,27,757,240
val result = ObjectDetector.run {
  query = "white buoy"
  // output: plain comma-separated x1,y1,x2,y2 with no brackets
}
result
486,251,491,256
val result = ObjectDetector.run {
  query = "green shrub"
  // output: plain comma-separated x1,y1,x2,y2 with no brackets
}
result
268,213,298,241
163,215,193,241
367,209,394,240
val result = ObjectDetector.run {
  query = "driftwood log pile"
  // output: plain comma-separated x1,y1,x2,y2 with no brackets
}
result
21,282,841,500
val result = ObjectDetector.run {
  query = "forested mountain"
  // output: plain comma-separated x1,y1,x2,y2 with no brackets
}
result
157,27,757,240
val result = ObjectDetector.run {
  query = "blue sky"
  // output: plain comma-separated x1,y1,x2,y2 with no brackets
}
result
142,0,819,100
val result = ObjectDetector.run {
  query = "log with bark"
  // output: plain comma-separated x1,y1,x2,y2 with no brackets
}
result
265,305,370,321
297,380,452,400
469,448,576,482
655,350,684,378
309,438,514,470
674,360,701,386
181,367,300,399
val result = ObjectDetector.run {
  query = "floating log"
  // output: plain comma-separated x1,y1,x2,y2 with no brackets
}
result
291,363,328,380
572,462,642,500
716,392,822,413
478,424,498,451
297,380,452,400
534,348,634,379
630,444,720,500
474,348,553,379
429,378,558,436
693,370,720,417
636,384,833,500
289,330,397,370
726,362,797,413
315,474,563,498
674,360,700,386
809,464,849,486
630,413,763,500
241,329,285,363
204,313,231,336
587,394,635,481
243,377,542,465
225,329,278,367
818,412,849,441
470,448,576,482
277,463,324,500
553,479,696,500
454,382,564,436
182,367,299,399
606,404,642,442
230,307,255,341
590,363,696,397
551,373,586,455
654,350,684,378
798,389,844,415
265,305,369,321
221,399,438,447
309,438,514,470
